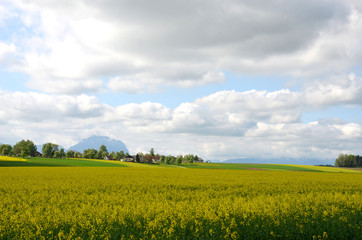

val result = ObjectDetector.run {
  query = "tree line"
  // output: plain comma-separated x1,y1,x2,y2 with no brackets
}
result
134,148,202,165
0,140,128,160
0,141,203,165
42,143,129,160
335,154,362,168
0,140,37,158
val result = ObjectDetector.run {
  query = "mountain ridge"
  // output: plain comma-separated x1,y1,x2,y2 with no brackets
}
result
222,157,332,165
68,136,129,154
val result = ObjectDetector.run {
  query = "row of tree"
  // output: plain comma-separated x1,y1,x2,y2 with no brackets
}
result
134,149,203,165
0,140,129,160
42,143,129,160
335,154,362,168
0,140,37,158
0,141,203,165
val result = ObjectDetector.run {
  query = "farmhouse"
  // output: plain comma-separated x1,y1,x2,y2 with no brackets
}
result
35,151,43,157
121,155,134,162
151,155,160,163
103,155,114,160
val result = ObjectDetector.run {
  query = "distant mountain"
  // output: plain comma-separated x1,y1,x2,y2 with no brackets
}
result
223,158,333,165
68,136,129,154
36,144,65,153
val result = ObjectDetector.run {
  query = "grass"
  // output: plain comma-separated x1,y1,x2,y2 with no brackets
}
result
280,164,362,173
0,157,361,173
181,162,361,173
0,157,127,167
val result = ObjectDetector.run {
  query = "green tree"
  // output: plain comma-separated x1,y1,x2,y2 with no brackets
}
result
335,154,359,167
347,154,357,167
20,149,26,158
99,145,108,154
144,153,154,164
116,151,125,160
13,140,37,157
57,148,65,159
357,155,362,167
335,154,345,167
135,153,140,163
66,150,75,158
176,155,183,165
42,143,59,158
74,151,82,158
165,155,176,164
54,151,60,159
109,151,115,160
97,150,104,159
160,155,165,164
184,154,194,163
0,144,12,156
83,149,98,159
150,148,155,156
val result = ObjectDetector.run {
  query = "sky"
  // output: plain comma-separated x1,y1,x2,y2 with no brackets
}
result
0,0,361,164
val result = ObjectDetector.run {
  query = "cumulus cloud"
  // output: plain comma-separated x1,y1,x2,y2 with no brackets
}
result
304,73,362,106
108,77,161,94
0,41,16,63
0,90,108,122
106,74,362,141
0,76,361,161
1,0,361,162
104,101,171,130
2,0,361,93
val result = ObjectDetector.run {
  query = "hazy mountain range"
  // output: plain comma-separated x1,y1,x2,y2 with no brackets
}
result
221,158,332,166
68,136,129,154
3,138,332,165
37,136,129,154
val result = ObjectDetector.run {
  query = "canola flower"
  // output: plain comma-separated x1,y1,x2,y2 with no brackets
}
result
0,167,361,239
0,156,27,162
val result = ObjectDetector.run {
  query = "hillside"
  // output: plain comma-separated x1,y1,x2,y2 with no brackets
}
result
68,136,129,153
1,156,361,173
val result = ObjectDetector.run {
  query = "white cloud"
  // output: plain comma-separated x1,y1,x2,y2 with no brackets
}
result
0,81,361,161
0,5,8,25
1,0,361,162
0,90,107,122
334,123,362,139
106,101,171,126
108,77,161,94
3,0,361,93
304,73,362,106
0,41,16,63
103,75,362,141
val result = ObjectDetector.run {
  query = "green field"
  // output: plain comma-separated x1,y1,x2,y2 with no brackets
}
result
183,162,362,173
1,156,361,173
0,157,361,239
0,156,128,167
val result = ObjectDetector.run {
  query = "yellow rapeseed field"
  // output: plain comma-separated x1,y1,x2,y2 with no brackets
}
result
0,156,26,161
0,167,361,239
279,164,362,173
